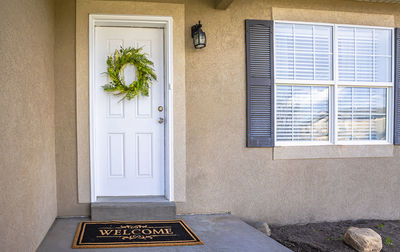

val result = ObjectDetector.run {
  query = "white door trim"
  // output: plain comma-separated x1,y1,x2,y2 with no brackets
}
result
89,14,174,202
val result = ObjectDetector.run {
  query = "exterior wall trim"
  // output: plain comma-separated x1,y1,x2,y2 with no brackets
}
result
271,7,395,27
88,14,174,202
273,144,394,160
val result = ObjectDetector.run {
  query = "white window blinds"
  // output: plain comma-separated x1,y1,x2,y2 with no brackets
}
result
337,27,392,82
276,85,329,142
338,87,387,141
274,21,393,145
275,23,333,81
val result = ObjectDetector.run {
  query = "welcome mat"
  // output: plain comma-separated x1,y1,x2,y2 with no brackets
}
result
72,220,203,248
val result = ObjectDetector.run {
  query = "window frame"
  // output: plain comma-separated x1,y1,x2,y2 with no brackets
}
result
273,20,395,146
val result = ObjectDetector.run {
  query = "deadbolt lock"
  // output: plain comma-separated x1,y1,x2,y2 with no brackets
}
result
158,106,163,112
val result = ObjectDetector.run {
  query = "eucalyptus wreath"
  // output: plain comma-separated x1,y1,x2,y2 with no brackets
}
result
102,47,157,101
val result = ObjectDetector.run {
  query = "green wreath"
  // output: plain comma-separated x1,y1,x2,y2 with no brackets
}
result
102,47,157,101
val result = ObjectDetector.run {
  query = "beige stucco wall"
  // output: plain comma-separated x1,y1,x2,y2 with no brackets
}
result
0,0,58,251
55,0,400,225
179,0,400,224
55,0,90,216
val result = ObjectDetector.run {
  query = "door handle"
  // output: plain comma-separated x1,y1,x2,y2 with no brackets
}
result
158,117,164,124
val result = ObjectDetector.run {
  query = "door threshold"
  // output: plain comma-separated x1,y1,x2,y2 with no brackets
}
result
96,196,169,203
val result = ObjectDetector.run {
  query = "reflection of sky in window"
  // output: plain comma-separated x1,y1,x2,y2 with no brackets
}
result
276,85,329,142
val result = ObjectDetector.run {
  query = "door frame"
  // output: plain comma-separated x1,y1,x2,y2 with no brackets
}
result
88,14,174,202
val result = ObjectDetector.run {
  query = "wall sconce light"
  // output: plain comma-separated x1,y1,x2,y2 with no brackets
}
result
191,21,206,49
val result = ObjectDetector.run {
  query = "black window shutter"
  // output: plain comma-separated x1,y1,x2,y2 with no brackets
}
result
395,28,400,145
245,20,274,147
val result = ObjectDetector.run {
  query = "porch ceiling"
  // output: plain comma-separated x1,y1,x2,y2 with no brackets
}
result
353,0,400,3
212,0,400,11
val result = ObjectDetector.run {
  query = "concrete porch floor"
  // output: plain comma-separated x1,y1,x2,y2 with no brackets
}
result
37,214,292,252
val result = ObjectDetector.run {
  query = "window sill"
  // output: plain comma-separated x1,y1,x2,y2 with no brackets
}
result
273,144,394,160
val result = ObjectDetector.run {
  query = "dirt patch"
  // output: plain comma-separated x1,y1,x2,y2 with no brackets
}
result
270,220,400,252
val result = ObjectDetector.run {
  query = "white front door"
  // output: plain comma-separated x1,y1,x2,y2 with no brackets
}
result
93,27,164,197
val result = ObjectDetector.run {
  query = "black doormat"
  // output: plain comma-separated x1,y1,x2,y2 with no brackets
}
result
72,220,203,248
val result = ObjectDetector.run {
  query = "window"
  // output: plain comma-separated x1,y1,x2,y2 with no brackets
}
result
337,87,387,141
274,21,393,145
276,85,329,142
337,27,392,82
275,23,333,81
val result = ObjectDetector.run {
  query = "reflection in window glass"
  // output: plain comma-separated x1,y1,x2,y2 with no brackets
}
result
276,85,329,142
338,87,387,141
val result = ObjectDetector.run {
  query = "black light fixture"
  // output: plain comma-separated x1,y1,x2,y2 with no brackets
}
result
191,21,206,49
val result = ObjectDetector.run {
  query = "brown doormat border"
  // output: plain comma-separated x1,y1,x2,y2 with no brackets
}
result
72,219,203,248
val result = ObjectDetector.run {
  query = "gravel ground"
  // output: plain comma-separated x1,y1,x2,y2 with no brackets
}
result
270,220,400,252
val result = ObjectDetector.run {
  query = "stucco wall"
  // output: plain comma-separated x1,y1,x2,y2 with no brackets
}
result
55,0,400,225
55,0,91,216
0,0,58,251
180,0,400,224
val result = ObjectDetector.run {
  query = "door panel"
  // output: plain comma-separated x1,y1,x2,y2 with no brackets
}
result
94,27,164,196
